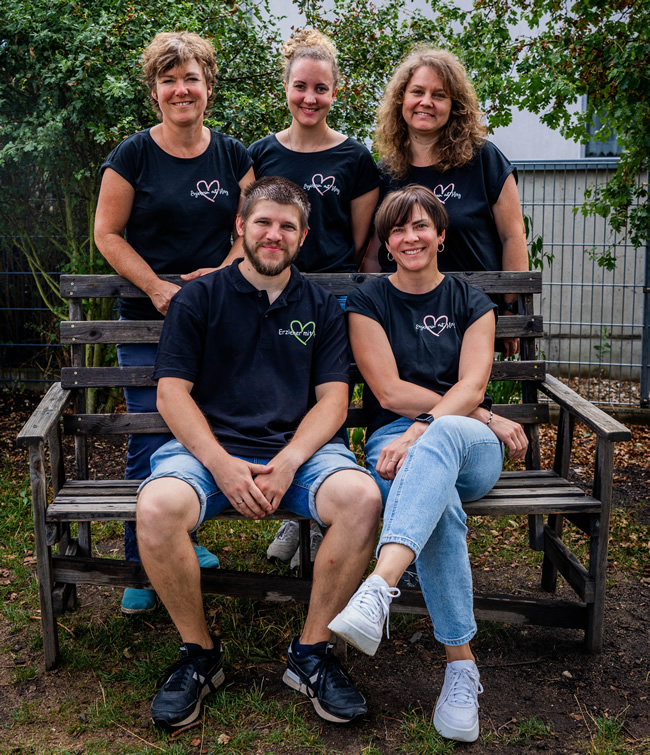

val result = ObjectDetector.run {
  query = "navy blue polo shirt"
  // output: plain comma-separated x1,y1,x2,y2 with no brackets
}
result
153,260,349,456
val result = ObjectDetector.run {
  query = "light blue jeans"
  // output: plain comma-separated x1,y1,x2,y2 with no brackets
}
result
365,415,503,646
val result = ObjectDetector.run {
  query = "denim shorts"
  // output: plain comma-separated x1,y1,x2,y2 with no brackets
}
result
138,438,370,530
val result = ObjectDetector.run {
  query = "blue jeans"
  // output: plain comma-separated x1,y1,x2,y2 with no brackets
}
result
365,415,503,646
139,439,371,529
117,341,173,561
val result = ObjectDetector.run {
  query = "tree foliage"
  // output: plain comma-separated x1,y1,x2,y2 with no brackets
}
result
448,0,649,254
0,0,647,303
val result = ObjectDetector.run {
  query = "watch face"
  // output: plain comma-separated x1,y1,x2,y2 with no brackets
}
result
414,413,434,424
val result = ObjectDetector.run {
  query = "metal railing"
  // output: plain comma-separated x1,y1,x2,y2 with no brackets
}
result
516,159,648,407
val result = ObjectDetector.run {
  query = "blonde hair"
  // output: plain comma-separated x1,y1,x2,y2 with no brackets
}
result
375,47,487,178
142,32,217,120
282,28,339,89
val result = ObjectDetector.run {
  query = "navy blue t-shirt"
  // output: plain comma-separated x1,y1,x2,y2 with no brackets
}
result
377,140,516,273
346,275,496,437
248,135,379,272
153,261,349,456
102,128,252,319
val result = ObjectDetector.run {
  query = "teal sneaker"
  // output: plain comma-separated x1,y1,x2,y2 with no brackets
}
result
121,546,218,615
194,545,219,569
121,587,156,615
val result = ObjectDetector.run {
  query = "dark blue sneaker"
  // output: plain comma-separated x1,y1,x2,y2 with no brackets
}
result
282,637,367,723
151,637,224,730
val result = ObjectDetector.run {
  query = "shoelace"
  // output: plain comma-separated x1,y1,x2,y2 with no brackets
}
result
446,667,484,707
275,521,298,542
157,655,204,691
353,581,400,639
305,646,350,698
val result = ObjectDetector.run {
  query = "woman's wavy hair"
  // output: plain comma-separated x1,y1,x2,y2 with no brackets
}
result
282,28,339,90
142,32,218,120
375,185,449,246
375,47,486,178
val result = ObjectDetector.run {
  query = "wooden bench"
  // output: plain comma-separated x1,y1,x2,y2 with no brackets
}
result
17,271,631,670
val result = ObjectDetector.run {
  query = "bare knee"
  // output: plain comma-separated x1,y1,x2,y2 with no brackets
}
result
318,472,381,534
137,477,199,549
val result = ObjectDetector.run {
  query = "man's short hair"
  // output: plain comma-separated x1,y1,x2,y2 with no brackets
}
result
375,185,449,245
239,177,311,233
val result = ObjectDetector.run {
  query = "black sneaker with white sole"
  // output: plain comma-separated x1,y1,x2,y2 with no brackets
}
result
151,637,224,730
282,637,367,723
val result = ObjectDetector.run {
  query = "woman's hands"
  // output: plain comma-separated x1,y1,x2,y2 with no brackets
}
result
145,279,181,316
375,422,427,480
487,413,528,460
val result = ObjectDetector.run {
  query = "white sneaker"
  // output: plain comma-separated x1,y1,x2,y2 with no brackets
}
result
266,520,300,562
433,660,483,742
327,575,400,656
289,522,323,569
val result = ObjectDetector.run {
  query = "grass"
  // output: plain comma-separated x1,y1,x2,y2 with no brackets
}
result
2,437,650,753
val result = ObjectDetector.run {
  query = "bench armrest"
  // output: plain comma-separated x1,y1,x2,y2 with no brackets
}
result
16,383,72,447
539,375,631,442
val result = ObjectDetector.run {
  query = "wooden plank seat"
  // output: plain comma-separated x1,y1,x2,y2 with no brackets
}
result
17,271,631,670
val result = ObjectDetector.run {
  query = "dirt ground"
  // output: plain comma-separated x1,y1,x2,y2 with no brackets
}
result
1,390,649,753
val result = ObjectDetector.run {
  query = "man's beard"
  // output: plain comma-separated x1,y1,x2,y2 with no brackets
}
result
243,234,300,277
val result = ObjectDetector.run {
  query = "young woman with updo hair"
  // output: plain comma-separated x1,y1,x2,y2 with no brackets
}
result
249,28,379,274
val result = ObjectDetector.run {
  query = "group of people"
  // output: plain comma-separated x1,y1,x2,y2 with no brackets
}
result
93,27,529,743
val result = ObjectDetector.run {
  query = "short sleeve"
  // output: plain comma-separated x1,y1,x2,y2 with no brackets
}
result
350,143,380,200
227,135,253,182
312,297,350,386
480,141,517,207
101,133,141,188
153,286,207,383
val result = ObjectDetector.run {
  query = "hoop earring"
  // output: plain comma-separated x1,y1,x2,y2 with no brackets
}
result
437,242,445,254
387,252,394,262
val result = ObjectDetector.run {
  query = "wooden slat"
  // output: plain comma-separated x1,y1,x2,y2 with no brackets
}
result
61,315,542,345
64,413,170,435
49,554,586,629
60,271,543,299
63,402,548,437
61,366,156,389
61,321,162,344
61,360,547,390
46,492,600,523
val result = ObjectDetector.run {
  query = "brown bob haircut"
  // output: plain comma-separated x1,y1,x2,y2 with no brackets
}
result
141,32,218,119
375,185,449,245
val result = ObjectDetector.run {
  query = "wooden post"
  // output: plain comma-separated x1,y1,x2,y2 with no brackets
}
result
28,444,60,670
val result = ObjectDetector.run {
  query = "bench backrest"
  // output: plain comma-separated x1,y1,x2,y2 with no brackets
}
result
59,271,545,472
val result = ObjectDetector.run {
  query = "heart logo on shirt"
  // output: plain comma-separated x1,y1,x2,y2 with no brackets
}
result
290,320,316,345
423,315,448,336
197,179,220,202
312,174,336,195
433,183,455,203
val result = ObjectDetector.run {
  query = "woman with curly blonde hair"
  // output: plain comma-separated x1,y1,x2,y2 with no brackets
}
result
363,48,528,358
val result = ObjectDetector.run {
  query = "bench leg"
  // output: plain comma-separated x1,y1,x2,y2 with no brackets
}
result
541,514,564,592
297,520,313,579
28,445,60,670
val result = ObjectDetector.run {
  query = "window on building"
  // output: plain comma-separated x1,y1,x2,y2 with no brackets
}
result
586,113,622,157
